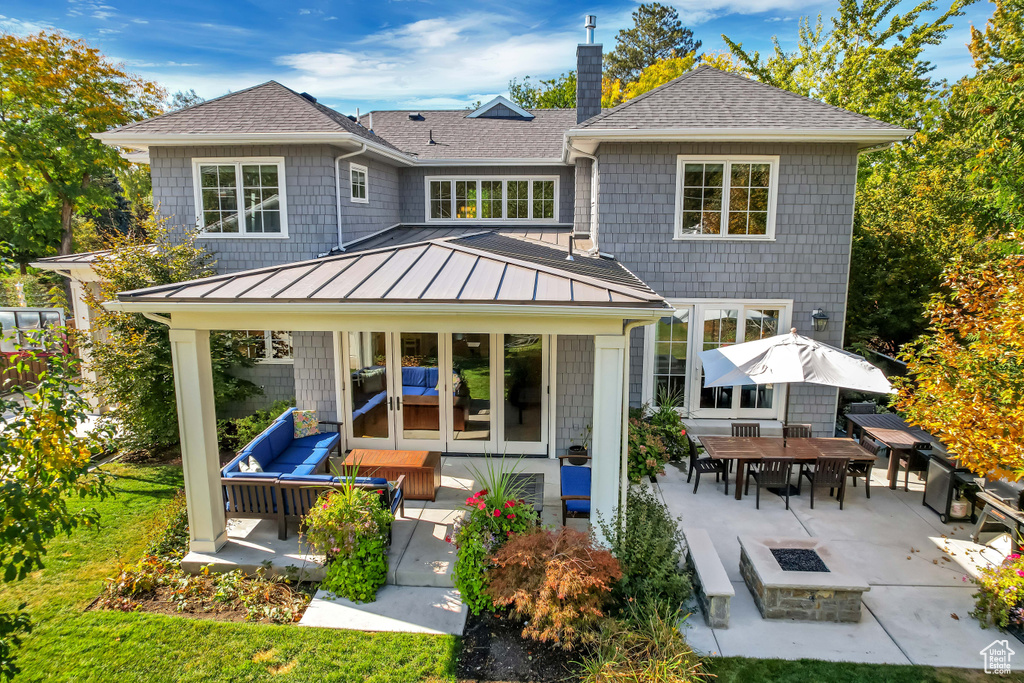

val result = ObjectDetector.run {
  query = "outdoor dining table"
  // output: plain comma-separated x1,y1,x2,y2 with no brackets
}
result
845,413,933,490
699,436,878,501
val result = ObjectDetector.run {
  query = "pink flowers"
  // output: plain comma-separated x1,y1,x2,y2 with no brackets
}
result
504,500,515,509
478,503,486,510
506,513,516,519
493,509,502,517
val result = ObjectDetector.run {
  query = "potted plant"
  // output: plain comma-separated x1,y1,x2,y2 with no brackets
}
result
971,551,1024,644
568,424,592,465
302,478,393,603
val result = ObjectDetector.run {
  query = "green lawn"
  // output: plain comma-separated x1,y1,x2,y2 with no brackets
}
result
0,463,457,683
709,657,1024,682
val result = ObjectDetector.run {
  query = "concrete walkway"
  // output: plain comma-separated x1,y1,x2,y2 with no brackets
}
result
659,460,1021,670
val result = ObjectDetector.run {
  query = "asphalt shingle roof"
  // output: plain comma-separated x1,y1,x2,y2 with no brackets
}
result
102,81,400,151
358,109,577,159
576,66,909,133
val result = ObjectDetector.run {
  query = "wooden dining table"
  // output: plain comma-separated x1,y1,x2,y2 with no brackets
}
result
845,413,933,490
700,436,878,501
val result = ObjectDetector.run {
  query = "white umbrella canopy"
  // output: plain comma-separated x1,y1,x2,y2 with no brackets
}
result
698,328,893,395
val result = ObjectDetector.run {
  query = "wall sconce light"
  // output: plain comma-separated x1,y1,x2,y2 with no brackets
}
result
811,308,830,332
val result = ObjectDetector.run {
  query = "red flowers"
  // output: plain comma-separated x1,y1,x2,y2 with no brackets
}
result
504,500,515,509
492,508,502,517
506,513,516,519
478,503,486,510
680,428,687,436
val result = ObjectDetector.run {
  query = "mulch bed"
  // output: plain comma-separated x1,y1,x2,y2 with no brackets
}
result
457,612,583,682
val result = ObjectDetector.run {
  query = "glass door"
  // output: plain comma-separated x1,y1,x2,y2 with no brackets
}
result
344,331,395,449
499,334,548,455
394,332,447,451
447,333,496,454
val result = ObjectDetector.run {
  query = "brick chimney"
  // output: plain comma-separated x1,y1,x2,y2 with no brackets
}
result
576,15,602,124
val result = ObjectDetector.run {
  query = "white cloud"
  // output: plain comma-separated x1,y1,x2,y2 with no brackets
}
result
668,0,823,25
131,18,148,24
273,14,579,101
0,14,61,34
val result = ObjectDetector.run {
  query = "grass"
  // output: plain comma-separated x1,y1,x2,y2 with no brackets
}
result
710,657,1024,682
0,462,457,683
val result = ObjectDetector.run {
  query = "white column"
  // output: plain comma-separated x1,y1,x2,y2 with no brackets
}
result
170,328,227,553
591,334,627,536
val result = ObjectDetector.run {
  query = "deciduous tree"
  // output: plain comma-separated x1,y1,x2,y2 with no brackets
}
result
0,32,164,258
508,72,577,109
896,255,1024,476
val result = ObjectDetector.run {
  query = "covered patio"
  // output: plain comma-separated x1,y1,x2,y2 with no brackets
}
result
104,232,668,570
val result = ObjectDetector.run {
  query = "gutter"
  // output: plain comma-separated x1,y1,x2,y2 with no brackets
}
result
334,144,367,250
564,127,916,148
565,141,600,255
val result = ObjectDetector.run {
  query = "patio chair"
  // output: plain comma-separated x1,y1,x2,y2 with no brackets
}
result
899,448,930,492
686,434,727,495
848,437,881,498
783,423,813,440
798,456,850,509
745,457,795,509
728,423,760,474
559,455,591,526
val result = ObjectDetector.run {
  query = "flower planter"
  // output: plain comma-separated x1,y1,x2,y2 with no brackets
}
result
567,445,589,466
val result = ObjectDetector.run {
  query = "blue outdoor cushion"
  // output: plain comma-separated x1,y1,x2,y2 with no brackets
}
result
267,420,292,458
353,391,387,419
421,388,439,397
279,473,335,483
402,366,427,387
290,464,317,476
561,465,591,500
566,499,591,513
245,437,275,469
222,470,280,479
402,386,427,396
274,447,320,467
293,432,340,451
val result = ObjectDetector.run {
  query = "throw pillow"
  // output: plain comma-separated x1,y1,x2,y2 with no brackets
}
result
293,410,319,439
238,456,263,473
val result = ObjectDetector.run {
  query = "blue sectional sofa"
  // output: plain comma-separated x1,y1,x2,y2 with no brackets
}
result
220,407,405,540
222,407,340,478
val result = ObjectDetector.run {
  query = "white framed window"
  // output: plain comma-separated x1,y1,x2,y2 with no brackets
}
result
350,163,368,203
234,330,294,364
674,156,779,240
192,157,288,238
424,176,558,222
643,299,792,419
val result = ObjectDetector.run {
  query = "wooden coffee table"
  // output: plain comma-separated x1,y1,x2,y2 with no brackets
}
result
341,449,442,501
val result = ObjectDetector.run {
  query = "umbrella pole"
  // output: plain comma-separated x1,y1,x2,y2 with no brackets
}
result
782,385,791,446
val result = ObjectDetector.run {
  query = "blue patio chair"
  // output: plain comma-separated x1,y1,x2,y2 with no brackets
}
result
559,454,591,525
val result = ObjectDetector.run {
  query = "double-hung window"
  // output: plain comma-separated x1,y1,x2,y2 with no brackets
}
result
350,163,368,203
674,156,778,239
426,177,557,222
193,158,288,237
645,300,792,419
234,330,294,363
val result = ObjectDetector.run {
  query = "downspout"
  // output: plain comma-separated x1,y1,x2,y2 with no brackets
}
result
619,319,651,513
334,144,367,251
566,141,599,255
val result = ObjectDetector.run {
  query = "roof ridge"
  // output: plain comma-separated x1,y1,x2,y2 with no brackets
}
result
577,65,908,132
109,81,290,134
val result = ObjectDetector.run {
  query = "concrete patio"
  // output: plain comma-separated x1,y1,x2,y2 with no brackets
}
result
659,456,1020,670
183,455,565,635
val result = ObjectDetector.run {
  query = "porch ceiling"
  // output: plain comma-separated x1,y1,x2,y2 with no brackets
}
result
114,233,670,312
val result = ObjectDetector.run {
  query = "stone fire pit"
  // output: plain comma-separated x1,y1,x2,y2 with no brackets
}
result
738,536,869,623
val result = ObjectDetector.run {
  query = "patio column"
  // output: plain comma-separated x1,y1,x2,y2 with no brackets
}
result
591,334,628,536
169,328,226,553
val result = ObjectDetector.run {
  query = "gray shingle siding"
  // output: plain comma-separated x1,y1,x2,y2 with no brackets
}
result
398,166,575,224
293,331,338,420
221,363,296,418
556,335,594,455
573,159,592,235
575,44,603,124
598,141,858,436
340,156,401,244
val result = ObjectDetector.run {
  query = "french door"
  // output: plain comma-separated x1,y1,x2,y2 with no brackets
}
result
342,332,547,455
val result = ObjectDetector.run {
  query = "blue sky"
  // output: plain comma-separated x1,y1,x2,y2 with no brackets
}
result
0,0,994,116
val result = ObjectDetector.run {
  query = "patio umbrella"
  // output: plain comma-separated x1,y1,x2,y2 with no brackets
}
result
698,328,893,423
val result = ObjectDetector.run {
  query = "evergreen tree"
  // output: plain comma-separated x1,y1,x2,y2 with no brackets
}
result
604,3,701,83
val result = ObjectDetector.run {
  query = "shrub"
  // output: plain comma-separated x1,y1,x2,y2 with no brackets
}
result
628,418,668,482
145,489,189,558
303,485,393,603
579,602,707,683
451,457,537,614
599,486,691,610
485,527,622,649
649,389,689,462
972,552,1024,630
217,398,295,452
